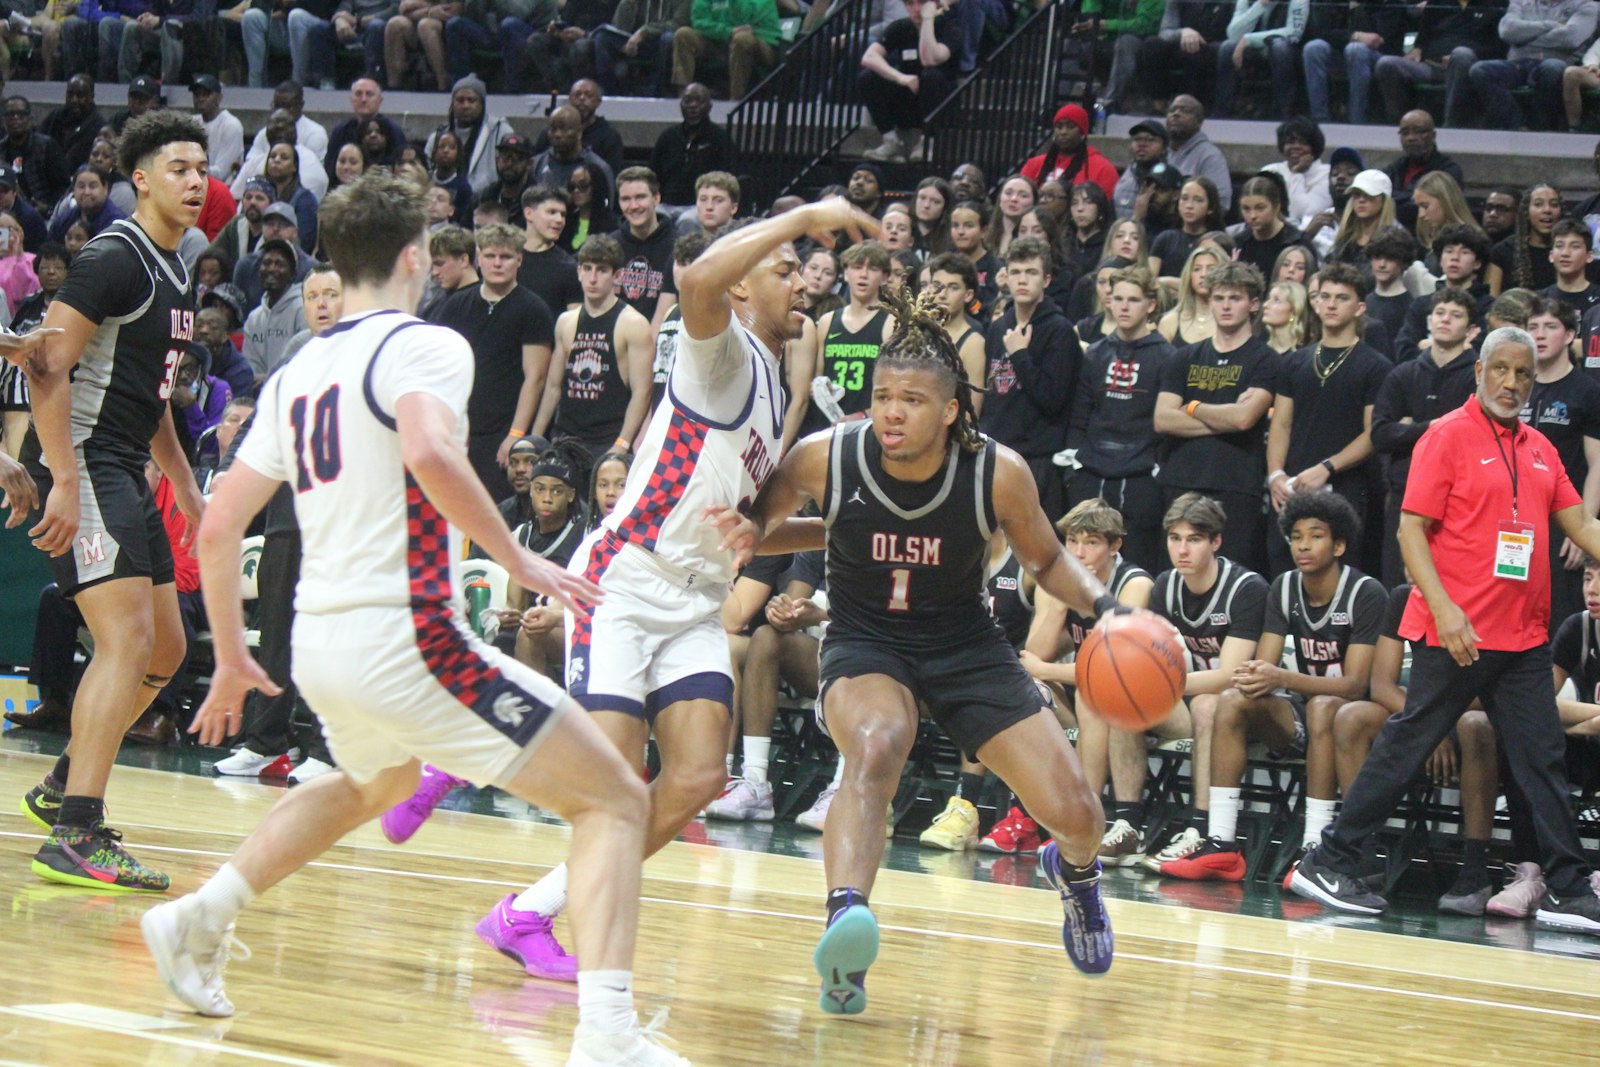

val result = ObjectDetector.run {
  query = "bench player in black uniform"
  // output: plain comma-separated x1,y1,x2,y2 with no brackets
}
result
1019,498,1154,861
14,112,210,891
713,286,1123,1013
1140,493,1269,873
1162,491,1386,881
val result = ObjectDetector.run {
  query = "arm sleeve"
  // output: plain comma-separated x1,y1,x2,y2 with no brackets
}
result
1361,350,1391,405
1550,455,1584,514
1065,346,1096,448
790,548,827,590
1226,0,1266,38
1263,573,1289,637
1228,573,1269,643
234,375,290,482
1159,0,1181,39
1553,610,1585,673
1158,345,1191,399
1350,577,1387,645
1535,0,1596,52
371,324,475,419
1498,0,1550,43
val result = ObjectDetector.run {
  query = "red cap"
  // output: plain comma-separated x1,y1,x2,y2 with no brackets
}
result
1053,104,1089,135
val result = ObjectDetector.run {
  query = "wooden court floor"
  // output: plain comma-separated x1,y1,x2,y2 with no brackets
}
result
2,749,1599,1066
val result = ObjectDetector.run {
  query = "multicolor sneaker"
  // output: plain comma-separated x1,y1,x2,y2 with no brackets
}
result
32,824,170,892
919,796,979,850
1097,819,1145,868
814,903,879,1015
567,1018,691,1066
1486,862,1546,919
979,806,1041,853
475,893,578,981
1039,841,1114,976
380,764,468,844
1140,826,1203,874
20,776,64,831
142,894,251,1017
1160,837,1247,882
705,778,775,822
795,784,836,832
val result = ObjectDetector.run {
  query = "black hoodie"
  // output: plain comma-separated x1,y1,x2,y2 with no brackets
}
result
980,296,1081,459
1069,330,1176,478
1370,345,1478,490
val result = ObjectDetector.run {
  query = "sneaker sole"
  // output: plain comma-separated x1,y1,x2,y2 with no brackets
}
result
140,905,235,1017
1287,868,1384,915
918,834,975,851
814,905,879,1015
795,818,825,832
1160,857,1248,882
1437,893,1491,916
1485,901,1537,919
977,840,1017,854
1100,852,1146,868
1535,908,1600,933
31,857,168,893
20,794,56,832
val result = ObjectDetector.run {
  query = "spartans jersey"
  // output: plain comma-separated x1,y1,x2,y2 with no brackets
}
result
1264,565,1386,678
603,319,783,586
1066,555,1153,649
986,549,1034,649
823,420,999,648
50,218,195,465
1150,558,1268,670
236,309,472,616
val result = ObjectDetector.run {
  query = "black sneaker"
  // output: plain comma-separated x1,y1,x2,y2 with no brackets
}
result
20,777,64,831
1287,847,1389,915
1535,887,1600,935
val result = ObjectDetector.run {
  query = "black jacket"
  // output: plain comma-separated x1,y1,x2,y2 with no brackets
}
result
1370,346,1479,489
1068,330,1175,477
980,297,1081,458
650,120,734,205
1414,0,1506,61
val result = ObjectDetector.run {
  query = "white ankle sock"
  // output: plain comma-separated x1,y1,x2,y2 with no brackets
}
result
513,863,568,915
830,757,846,789
195,862,256,927
1303,797,1337,847
577,969,635,1035
742,737,771,785
1208,787,1241,845
725,753,734,776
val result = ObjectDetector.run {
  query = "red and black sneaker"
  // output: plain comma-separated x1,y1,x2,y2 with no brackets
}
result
1159,837,1247,882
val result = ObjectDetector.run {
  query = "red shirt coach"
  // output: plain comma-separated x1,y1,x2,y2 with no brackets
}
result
1399,395,1580,651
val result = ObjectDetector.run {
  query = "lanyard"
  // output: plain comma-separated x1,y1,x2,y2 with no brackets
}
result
1490,421,1520,520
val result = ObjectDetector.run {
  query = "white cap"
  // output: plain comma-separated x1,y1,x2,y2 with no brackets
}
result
1348,169,1393,199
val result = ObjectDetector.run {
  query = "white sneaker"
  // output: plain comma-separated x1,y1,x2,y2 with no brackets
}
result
1140,826,1203,874
900,128,924,158
862,130,905,162
705,778,775,821
566,1019,690,1066
212,747,285,776
796,784,837,832
141,895,251,1018
287,757,336,785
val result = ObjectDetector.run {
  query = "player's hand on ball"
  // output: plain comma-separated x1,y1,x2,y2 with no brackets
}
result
514,553,602,619
192,657,282,746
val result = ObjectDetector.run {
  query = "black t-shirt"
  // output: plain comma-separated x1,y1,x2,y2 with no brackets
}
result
1278,341,1391,477
613,218,677,323
1542,281,1600,317
1234,223,1305,281
517,245,583,318
1149,558,1269,670
1553,608,1600,703
432,284,556,439
1363,291,1411,361
1150,229,1199,277
1520,367,1600,492
1157,335,1279,494
879,13,963,76
1490,236,1556,291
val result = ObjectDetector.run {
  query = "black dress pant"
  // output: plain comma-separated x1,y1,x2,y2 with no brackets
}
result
30,583,83,703
1320,643,1593,895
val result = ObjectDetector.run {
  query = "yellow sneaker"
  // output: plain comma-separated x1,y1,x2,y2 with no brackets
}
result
919,796,979,850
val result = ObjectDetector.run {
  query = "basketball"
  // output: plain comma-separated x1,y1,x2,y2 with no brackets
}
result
1075,613,1186,731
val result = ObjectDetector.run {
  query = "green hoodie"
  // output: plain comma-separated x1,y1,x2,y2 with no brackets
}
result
690,0,781,46
1081,0,1164,37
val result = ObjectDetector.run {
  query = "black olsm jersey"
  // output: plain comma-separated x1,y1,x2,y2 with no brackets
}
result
823,421,1000,648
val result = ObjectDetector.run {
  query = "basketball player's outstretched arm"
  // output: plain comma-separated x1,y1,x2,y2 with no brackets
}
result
991,446,1109,618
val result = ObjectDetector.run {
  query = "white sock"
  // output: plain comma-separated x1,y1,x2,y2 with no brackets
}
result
1208,787,1241,846
742,736,771,785
830,757,846,789
195,862,256,927
1304,797,1337,847
725,752,734,776
513,863,568,916
577,969,635,1035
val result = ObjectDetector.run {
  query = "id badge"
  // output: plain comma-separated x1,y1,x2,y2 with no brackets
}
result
1494,521,1535,581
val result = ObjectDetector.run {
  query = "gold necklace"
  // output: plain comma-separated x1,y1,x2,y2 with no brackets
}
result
1313,341,1354,385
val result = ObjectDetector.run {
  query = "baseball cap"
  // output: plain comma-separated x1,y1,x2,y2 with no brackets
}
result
190,74,222,95
203,283,246,322
263,202,298,225
1329,146,1365,170
129,75,160,99
1348,169,1393,198
497,133,533,156
1129,119,1168,142
258,238,297,264
1145,161,1184,190
0,164,16,190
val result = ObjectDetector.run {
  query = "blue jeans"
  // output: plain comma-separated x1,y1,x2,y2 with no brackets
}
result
287,7,337,86
955,0,1010,73
363,18,387,80
1215,37,1299,118
1468,56,1568,130
95,16,125,83
241,8,289,87
500,16,536,92
1302,38,1381,124
443,16,491,83
1374,48,1477,125
592,27,674,95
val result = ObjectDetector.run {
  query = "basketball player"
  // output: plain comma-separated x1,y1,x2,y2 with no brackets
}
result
12,112,210,891
711,287,1122,1014
468,198,881,980
1140,493,1268,872
1162,490,1385,881
533,234,653,458
1020,499,1153,859
802,240,893,435
137,172,685,1066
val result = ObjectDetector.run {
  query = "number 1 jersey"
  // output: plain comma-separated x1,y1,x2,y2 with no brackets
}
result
237,310,474,617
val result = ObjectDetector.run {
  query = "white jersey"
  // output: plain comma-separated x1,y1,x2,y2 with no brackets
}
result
603,319,783,586
236,309,473,616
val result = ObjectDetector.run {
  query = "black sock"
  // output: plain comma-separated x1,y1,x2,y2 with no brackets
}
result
1189,810,1209,836
826,887,868,925
1009,792,1030,818
56,794,104,830
1452,840,1491,893
50,753,71,787
1055,849,1100,883
958,772,984,802
1112,801,1141,831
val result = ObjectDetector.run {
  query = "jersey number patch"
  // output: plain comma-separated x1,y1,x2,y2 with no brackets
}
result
158,348,181,401
290,385,343,492
888,567,911,612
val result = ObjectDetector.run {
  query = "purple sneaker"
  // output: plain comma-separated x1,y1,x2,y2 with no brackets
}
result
379,764,467,844
475,894,579,981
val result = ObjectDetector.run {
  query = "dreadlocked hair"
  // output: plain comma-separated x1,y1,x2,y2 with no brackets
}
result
876,283,985,454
